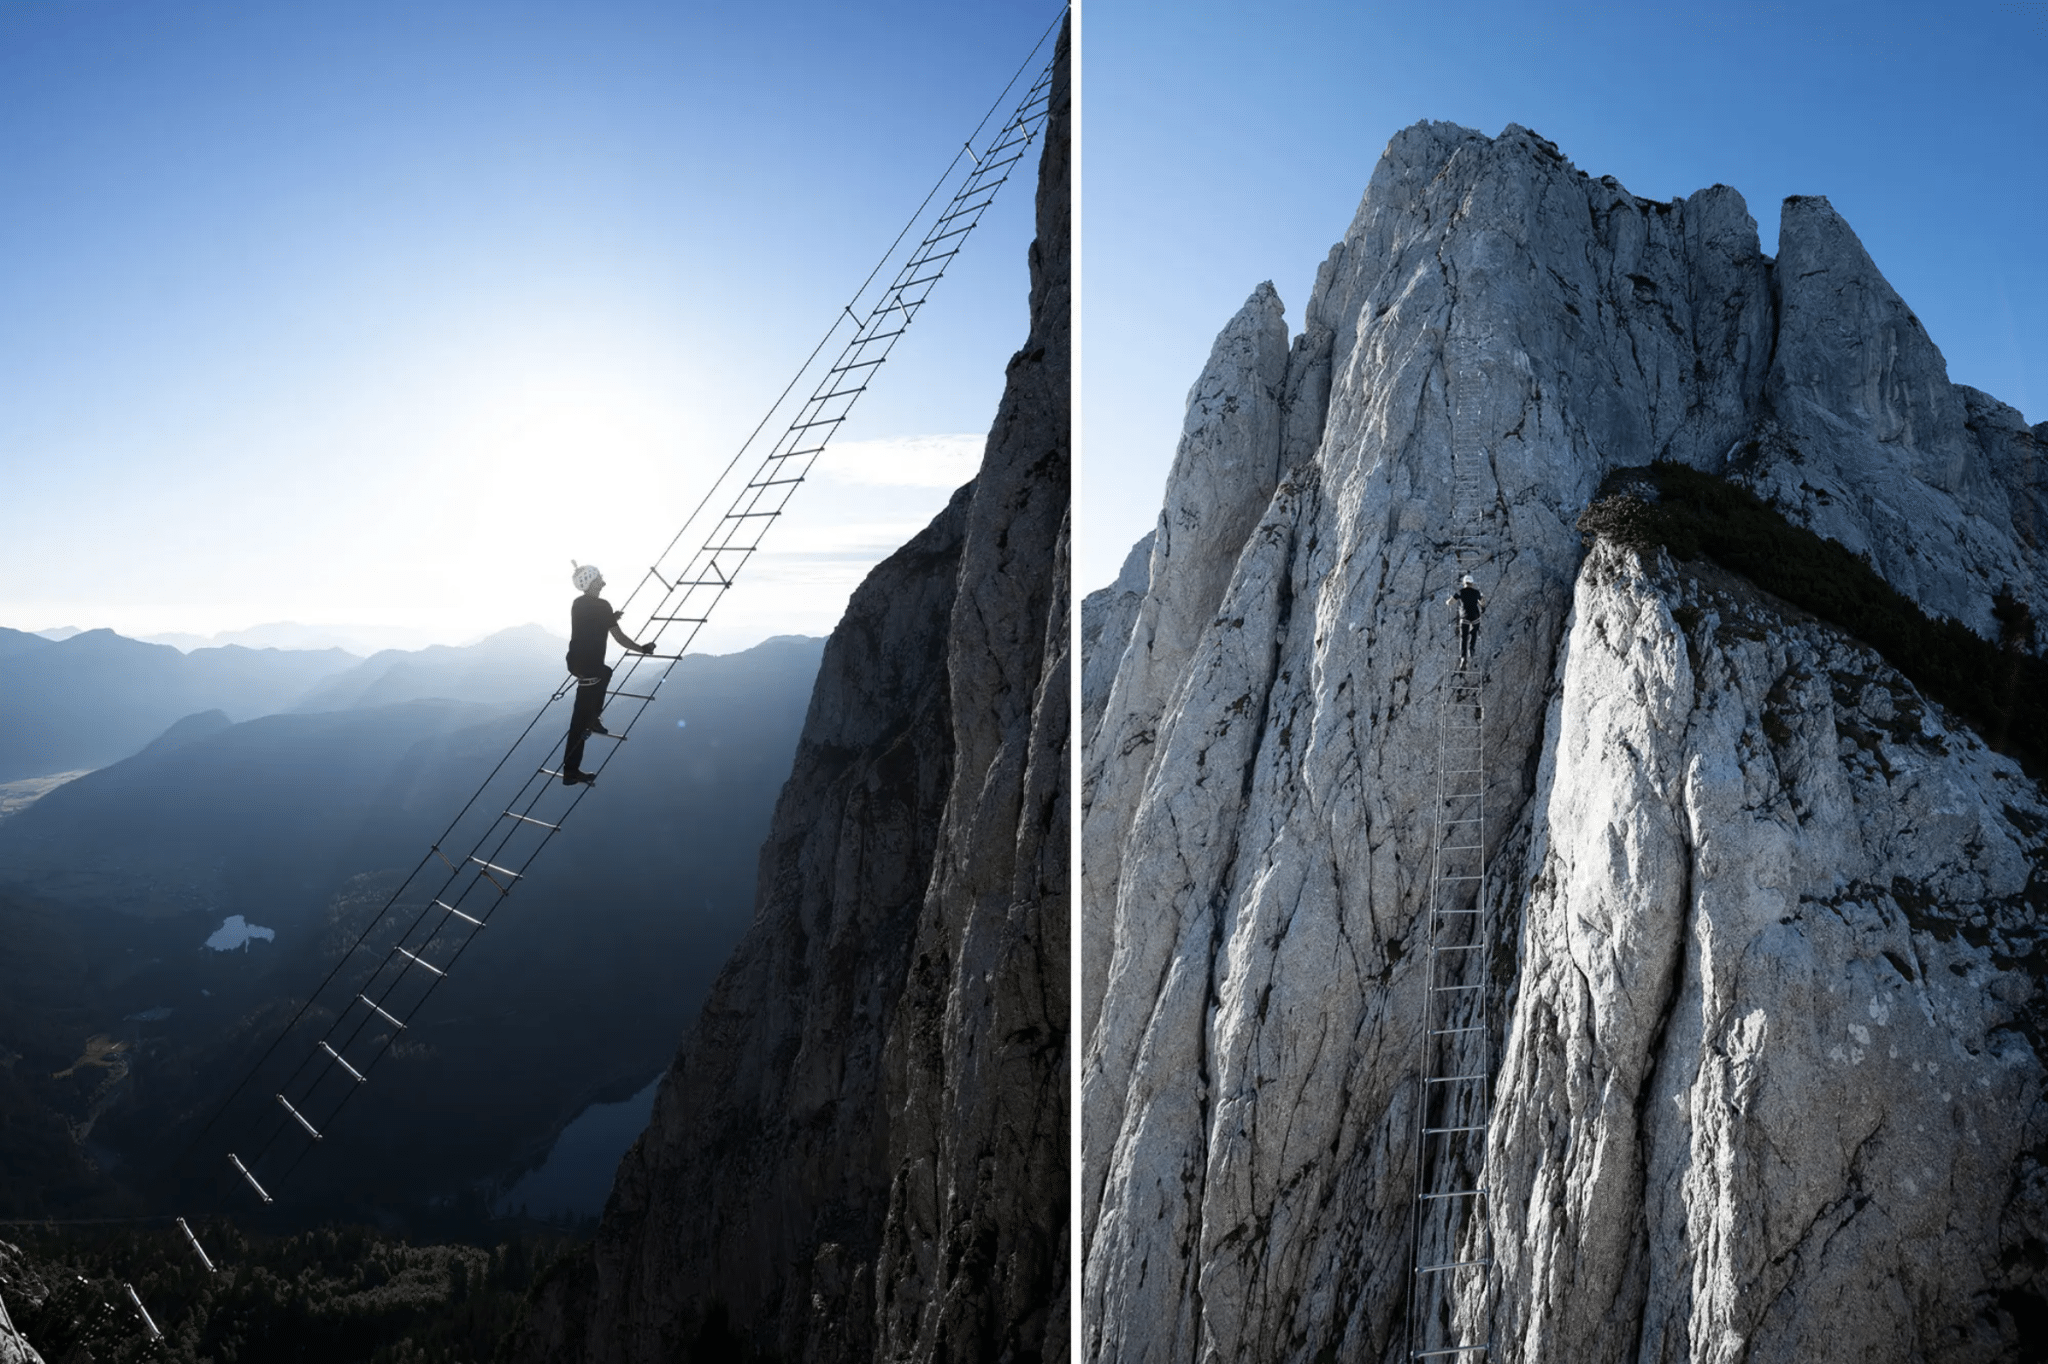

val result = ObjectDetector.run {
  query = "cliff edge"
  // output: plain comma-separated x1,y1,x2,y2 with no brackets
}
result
508,21,1067,1364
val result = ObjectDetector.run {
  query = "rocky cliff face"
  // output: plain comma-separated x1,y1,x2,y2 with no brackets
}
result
1082,121,2045,1362
509,23,1067,1364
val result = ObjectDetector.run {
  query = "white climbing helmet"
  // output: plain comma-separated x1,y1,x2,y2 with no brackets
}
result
572,562,604,592
1461,573,1475,587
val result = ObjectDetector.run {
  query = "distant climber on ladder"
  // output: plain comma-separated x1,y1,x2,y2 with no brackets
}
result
564,562,654,786
1447,572,1485,671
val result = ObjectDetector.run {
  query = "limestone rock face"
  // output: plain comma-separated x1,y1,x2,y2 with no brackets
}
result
1740,194,2044,640
872,20,1070,1354
1082,122,2046,1362
1493,546,2045,1363
506,22,1067,1364
0,1243,48,1364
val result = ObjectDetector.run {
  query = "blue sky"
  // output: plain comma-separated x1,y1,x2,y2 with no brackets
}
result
1078,0,2048,588
0,1,1061,651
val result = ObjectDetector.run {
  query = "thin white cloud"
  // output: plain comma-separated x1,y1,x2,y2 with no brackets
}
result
816,433,984,489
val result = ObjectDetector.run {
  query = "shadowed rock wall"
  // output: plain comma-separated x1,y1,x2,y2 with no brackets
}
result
508,21,1067,1364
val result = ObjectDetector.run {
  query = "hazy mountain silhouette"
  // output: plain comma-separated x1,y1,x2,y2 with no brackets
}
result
290,624,569,713
0,627,359,782
0,634,825,1229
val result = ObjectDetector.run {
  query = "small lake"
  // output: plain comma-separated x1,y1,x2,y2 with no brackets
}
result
497,1073,661,1221
203,915,275,951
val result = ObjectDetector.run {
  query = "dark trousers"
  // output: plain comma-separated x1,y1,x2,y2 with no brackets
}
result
564,664,612,774
1457,619,1480,665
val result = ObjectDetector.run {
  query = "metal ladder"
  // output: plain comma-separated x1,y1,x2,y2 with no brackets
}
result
195,41,1060,1211
1405,337,1497,1360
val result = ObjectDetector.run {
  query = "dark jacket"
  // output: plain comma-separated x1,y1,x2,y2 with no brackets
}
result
567,594,619,675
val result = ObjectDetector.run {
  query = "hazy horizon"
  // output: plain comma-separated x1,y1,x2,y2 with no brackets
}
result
7,615,845,659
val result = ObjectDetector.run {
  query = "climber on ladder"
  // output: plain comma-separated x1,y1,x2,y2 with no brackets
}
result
1447,572,1485,671
563,562,654,786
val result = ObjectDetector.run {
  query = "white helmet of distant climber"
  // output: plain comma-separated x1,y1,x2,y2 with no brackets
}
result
1461,573,1474,587
572,562,604,592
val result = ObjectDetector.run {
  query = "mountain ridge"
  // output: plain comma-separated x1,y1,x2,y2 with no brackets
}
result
1081,119,2044,1362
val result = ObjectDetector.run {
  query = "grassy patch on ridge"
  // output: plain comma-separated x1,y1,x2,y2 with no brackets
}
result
1577,462,2044,777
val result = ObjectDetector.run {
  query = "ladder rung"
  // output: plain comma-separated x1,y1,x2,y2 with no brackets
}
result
809,385,867,403
357,994,405,1031
1433,984,1483,992
1425,1074,1488,1084
1415,1259,1492,1274
722,511,782,520
318,1040,366,1083
228,1153,273,1204
435,899,485,929
177,1217,216,1273
607,691,656,702
124,1282,163,1341
1413,1347,1491,1358
1430,1026,1485,1035
787,417,848,432
276,1093,323,1141
966,149,1026,178
1435,909,1482,916
1418,1188,1487,1200
1432,943,1484,952
652,615,709,623
915,221,975,249
934,195,997,228
1439,875,1482,882
847,326,906,344
746,477,805,489
395,945,445,978
469,857,521,882
503,811,559,831
828,357,885,375
1423,1124,1488,1134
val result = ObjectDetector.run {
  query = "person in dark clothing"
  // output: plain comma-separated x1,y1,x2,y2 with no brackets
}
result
562,562,653,786
1447,572,1485,670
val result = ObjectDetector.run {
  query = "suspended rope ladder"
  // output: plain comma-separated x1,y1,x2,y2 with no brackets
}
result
1406,336,1499,1361
136,12,1064,1291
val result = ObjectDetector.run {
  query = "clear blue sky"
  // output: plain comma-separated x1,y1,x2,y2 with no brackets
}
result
0,0,1062,650
1078,0,2048,589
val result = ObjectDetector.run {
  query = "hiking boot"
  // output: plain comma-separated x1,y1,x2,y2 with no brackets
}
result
563,769,597,787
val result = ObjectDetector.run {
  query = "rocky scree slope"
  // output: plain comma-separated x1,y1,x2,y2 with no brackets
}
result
1081,120,2044,1363
507,23,1067,1364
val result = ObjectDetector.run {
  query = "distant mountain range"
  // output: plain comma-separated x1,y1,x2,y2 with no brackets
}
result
0,632,826,1227
139,621,488,655
0,623,572,784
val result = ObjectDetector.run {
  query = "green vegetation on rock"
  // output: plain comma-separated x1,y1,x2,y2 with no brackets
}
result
1578,462,2045,776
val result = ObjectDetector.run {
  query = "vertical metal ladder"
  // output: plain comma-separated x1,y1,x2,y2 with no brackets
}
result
1406,337,1497,1361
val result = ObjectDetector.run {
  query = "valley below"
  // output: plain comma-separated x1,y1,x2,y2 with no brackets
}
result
0,629,825,1237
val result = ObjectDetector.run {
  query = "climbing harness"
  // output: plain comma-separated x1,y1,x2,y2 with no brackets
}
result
1405,336,1499,1360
